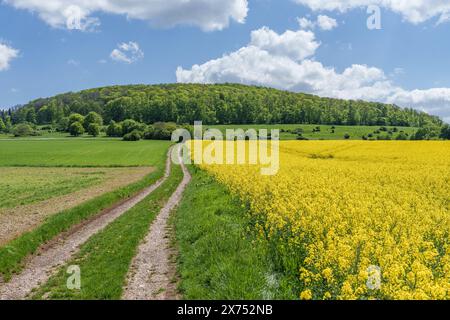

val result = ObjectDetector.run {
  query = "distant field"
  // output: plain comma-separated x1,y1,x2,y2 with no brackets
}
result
0,167,108,208
0,140,171,167
208,124,417,140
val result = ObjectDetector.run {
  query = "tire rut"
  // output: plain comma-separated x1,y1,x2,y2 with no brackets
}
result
0,149,173,300
122,145,191,300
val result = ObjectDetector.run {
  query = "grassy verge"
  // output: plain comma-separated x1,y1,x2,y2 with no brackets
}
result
0,151,168,281
31,164,183,300
173,166,296,300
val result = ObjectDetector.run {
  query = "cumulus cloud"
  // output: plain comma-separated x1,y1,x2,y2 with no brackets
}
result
298,15,338,31
0,43,19,71
294,0,450,25
4,0,248,31
110,42,144,64
317,15,339,30
249,27,319,61
177,27,450,121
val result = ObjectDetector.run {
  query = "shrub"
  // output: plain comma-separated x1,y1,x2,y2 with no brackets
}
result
12,123,35,137
297,134,309,141
121,119,143,136
439,124,450,140
123,129,142,141
377,134,392,141
106,121,123,137
83,112,103,131
344,133,351,140
0,118,6,132
396,132,408,140
56,117,69,132
87,123,100,137
151,122,178,140
68,113,85,127
69,121,85,137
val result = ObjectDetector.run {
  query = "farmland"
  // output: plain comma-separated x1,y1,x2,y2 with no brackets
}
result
0,136,449,300
197,141,450,300
0,139,170,167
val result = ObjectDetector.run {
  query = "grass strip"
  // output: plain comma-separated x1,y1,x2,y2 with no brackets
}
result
31,164,183,300
173,166,296,300
0,151,168,281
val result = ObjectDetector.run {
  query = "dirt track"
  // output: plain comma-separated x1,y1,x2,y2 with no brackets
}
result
0,151,172,300
122,146,191,300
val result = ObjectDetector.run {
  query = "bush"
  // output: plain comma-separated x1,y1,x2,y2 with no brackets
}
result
121,119,141,136
56,117,69,132
377,134,392,140
83,112,103,131
69,113,85,126
123,130,142,141
146,122,178,140
297,134,309,141
106,121,123,137
69,121,85,137
344,133,351,140
12,123,35,137
396,132,408,140
439,124,450,140
87,123,100,137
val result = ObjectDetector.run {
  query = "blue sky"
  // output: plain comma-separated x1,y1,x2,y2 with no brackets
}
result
1,0,449,122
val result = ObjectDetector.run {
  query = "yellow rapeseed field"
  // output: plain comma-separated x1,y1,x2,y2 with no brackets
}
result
197,141,450,300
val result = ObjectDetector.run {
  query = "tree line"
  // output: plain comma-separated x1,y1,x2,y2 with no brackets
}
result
1,84,443,129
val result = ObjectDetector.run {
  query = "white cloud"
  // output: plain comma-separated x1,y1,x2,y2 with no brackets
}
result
67,59,80,66
294,0,450,25
317,15,338,30
4,0,248,31
249,27,319,61
177,26,450,121
0,43,19,71
110,42,144,64
298,15,338,31
298,17,315,29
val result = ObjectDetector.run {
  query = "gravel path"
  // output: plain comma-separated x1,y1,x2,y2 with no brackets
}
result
0,150,172,300
122,146,191,300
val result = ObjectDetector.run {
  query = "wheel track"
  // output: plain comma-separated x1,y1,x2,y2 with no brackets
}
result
0,149,173,300
122,145,191,300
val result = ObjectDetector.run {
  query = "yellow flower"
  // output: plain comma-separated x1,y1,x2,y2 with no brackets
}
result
300,290,313,300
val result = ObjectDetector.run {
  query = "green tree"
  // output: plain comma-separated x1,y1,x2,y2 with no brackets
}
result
12,123,34,137
68,113,85,127
26,108,37,124
83,112,103,130
0,117,6,132
106,121,123,137
413,125,441,140
440,124,450,140
123,130,142,141
121,119,140,135
69,121,85,137
87,123,100,137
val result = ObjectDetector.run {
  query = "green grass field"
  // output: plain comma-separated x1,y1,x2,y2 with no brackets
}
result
208,124,417,140
174,166,296,299
0,139,170,280
31,164,183,300
0,140,171,167
0,168,108,208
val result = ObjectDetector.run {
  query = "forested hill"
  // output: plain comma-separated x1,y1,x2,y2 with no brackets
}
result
3,83,443,127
